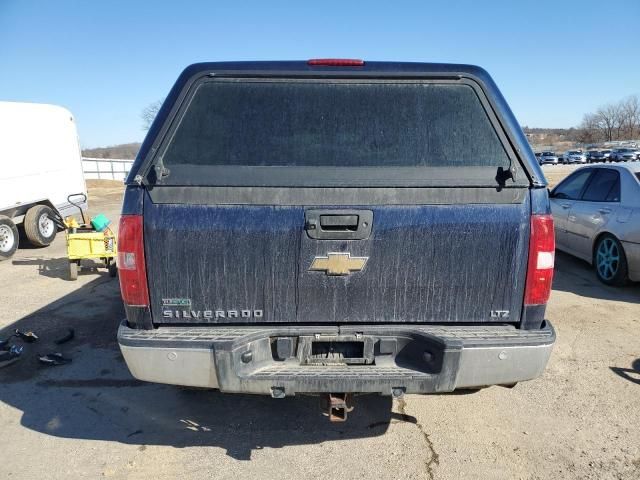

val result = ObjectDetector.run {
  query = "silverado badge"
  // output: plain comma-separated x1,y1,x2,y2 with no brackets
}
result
309,252,368,276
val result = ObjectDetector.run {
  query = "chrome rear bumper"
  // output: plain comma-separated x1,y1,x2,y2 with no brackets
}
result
118,321,555,395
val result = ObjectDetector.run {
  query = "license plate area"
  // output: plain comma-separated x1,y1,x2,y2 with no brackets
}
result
299,335,375,365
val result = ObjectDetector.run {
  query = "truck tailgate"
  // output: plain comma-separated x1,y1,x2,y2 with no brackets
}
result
145,188,529,325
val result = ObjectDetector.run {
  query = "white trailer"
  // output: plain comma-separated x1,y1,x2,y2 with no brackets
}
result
0,101,87,260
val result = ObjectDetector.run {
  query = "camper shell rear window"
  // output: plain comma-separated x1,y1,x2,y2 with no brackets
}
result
155,78,522,187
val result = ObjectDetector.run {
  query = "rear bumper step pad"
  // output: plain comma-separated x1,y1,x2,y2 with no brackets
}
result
118,322,555,395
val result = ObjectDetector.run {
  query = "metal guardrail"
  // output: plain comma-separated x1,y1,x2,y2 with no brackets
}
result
82,157,134,181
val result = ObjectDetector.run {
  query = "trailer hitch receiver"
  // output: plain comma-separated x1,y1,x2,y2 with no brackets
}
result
322,393,354,422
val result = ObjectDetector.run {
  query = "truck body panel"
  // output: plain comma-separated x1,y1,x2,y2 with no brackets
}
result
117,61,555,398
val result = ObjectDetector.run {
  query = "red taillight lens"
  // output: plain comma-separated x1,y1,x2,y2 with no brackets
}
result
307,58,364,66
524,214,555,305
117,215,149,306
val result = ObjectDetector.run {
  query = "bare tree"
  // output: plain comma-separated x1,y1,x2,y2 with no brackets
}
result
620,95,640,139
576,95,640,143
598,104,619,141
141,100,163,131
578,113,601,144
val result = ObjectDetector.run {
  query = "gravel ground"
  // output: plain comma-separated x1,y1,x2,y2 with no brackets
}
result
541,163,587,188
0,179,638,480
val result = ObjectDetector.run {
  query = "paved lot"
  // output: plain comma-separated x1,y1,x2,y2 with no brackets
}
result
0,179,639,480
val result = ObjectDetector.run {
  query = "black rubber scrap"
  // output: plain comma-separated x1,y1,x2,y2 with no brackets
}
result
37,352,72,366
0,345,24,368
14,329,39,343
54,328,75,345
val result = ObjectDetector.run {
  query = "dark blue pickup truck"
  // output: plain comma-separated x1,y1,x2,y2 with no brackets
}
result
117,60,555,420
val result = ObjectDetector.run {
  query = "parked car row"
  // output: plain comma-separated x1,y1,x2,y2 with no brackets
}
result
608,148,640,162
536,147,640,165
536,151,560,165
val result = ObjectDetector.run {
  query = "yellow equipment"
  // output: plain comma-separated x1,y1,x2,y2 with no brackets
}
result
56,194,118,280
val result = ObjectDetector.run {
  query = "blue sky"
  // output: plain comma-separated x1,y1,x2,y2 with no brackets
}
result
1,0,639,148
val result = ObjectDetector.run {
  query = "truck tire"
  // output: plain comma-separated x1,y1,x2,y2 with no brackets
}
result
0,216,19,260
24,205,57,247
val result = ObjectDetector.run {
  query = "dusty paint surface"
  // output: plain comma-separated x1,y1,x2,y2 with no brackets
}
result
145,200,529,325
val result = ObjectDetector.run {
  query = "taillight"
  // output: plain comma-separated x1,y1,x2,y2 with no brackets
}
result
524,214,555,305
307,58,365,66
117,215,149,306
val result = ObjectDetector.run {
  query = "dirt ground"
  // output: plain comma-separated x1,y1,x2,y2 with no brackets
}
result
0,175,638,480
542,163,584,188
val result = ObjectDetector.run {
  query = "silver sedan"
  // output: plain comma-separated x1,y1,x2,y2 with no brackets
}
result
563,150,587,164
549,164,640,285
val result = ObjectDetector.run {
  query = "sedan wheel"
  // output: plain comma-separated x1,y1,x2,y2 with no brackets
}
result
594,235,629,286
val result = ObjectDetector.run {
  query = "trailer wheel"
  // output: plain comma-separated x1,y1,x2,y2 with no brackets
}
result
0,216,19,260
24,205,57,247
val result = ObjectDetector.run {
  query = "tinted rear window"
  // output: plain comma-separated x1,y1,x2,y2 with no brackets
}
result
582,169,620,202
156,80,516,186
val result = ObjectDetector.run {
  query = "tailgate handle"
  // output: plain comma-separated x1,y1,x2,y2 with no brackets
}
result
305,210,373,240
320,215,359,231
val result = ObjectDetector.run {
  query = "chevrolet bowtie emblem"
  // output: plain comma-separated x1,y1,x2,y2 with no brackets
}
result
309,252,368,276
